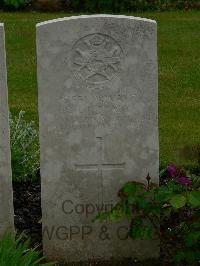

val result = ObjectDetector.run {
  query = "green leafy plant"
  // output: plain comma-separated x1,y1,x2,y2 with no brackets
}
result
10,111,39,182
0,233,53,265
96,164,200,265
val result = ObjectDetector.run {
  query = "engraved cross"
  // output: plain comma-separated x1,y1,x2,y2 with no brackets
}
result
75,137,125,203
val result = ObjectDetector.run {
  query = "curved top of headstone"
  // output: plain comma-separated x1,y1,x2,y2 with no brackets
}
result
36,14,156,28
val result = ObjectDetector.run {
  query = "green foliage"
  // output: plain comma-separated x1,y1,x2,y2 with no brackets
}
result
10,111,39,182
190,174,200,189
63,0,200,12
130,217,154,240
1,0,199,11
96,166,200,264
2,0,31,9
0,233,53,265
187,191,200,207
169,194,186,209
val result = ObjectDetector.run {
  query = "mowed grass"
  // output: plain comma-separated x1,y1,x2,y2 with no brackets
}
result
0,11,199,168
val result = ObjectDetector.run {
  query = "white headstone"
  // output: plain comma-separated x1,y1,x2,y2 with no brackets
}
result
0,23,14,236
37,15,159,263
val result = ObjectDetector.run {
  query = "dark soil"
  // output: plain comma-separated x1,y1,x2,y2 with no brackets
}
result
12,181,161,265
13,181,42,249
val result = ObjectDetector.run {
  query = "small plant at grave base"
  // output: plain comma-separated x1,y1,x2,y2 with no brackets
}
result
10,111,40,182
0,233,54,266
96,164,200,265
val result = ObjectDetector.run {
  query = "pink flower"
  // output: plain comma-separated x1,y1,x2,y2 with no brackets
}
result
178,176,192,186
167,164,177,177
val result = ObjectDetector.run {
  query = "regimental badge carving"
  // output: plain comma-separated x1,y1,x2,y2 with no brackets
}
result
72,33,123,85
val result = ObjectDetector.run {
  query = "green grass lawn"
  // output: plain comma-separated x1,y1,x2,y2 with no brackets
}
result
0,11,199,168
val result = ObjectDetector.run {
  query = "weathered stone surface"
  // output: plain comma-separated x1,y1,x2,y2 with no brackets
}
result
0,24,14,236
37,15,159,263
